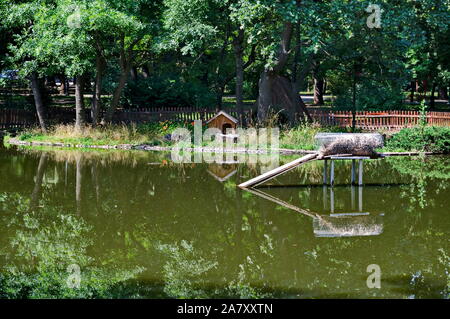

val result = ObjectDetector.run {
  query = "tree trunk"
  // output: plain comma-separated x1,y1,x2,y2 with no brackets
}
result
409,80,415,103
257,21,311,124
291,24,312,123
314,78,324,105
312,58,324,105
234,28,245,123
91,54,106,126
74,75,85,130
106,66,130,122
58,74,66,95
313,61,324,105
215,85,225,112
142,64,150,79
438,86,448,100
30,72,47,132
130,66,138,82
430,82,436,109
106,35,134,122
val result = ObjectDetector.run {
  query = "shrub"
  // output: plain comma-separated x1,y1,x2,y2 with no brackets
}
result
385,126,450,153
122,76,216,109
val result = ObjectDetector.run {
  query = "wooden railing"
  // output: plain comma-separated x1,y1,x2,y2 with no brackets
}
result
1,108,450,131
0,109,36,129
309,110,450,130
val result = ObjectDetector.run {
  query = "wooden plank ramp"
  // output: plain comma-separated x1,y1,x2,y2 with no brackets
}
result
238,153,319,188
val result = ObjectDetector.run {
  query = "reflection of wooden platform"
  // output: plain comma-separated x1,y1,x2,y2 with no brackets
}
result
313,214,383,237
244,188,384,238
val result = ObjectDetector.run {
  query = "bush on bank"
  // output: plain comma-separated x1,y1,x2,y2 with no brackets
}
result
384,126,450,153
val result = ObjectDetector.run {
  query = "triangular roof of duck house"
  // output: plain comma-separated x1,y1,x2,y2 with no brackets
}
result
206,110,238,124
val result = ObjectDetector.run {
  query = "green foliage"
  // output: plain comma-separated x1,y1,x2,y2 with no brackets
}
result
122,76,215,109
385,126,450,153
334,79,405,110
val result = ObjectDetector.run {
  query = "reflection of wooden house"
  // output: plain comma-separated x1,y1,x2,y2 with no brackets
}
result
207,111,238,134
207,163,237,182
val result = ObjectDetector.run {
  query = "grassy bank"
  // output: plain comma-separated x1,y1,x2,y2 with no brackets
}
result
12,122,184,146
7,122,450,154
10,121,357,150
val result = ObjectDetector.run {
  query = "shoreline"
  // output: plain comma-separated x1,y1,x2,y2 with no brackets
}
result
4,138,442,157
5,138,317,155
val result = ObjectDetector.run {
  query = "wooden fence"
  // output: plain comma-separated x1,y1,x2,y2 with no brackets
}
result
0,109,36,129
309,110,450,130
1,108,450,131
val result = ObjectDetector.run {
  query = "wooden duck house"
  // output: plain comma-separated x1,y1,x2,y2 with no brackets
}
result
207,111,238,134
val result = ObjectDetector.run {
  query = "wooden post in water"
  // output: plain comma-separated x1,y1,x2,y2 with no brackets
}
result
323,160,328,185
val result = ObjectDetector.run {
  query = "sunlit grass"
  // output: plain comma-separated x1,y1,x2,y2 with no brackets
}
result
17,124,159,146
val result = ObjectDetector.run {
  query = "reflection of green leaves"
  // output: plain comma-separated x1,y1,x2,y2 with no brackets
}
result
157,240,218,298
0,192,145,298
259,234,274,258
224,180,236,194
438,249,450,299
388,156,449,210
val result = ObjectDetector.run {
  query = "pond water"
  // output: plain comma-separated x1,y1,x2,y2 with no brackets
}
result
0,144,449,299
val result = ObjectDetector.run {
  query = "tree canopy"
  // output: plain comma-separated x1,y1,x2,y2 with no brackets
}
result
0,0,449,127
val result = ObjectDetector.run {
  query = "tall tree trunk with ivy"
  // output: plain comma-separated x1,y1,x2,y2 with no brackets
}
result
234,28,245,123
106,34,139,122
75,75,85,130
257,22,311,124
30,72,47,132
91,49,106,126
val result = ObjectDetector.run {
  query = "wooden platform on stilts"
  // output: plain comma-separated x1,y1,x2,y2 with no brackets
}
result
238,153,319,188
238,153,385,189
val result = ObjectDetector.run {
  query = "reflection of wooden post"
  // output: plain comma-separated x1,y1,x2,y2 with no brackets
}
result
323,160,328,185
330,187,334,213
323,185,328,210
351,185,355,210
358,186,363,212
351,159,356,185
358,159,363,186
330,160,335,186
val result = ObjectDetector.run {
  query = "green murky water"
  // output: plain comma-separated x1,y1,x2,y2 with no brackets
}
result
0,144,449,299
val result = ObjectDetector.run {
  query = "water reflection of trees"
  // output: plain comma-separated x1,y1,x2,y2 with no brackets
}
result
0,148,448,298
